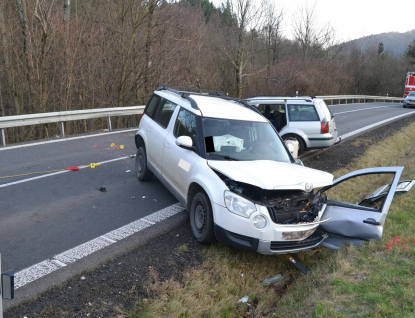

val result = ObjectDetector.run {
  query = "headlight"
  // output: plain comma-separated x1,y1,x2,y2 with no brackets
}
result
253,215,268,229
224,191,256,218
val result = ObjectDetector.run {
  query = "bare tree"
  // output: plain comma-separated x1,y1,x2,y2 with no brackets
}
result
217,0,263,97
292,4,334,61
0,1,20,117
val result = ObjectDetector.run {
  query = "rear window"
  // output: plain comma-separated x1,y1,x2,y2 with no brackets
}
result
287,105,319,121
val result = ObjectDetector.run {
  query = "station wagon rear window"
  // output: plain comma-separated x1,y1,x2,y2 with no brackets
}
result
288,105,319,121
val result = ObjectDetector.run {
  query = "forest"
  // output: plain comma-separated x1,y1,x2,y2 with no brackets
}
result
0,0,414,143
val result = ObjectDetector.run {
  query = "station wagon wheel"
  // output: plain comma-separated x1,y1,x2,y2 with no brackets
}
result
135,146,153,181
190,192,216,243
283,134,305,156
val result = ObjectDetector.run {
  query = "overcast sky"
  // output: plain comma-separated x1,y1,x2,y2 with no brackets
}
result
212,0,415,43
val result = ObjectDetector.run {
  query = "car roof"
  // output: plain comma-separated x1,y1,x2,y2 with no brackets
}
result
245,96,318,103
191,95,266,121
155,87,267,122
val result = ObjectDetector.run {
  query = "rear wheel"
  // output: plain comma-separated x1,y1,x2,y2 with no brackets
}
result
190,192,216,243
135,146,153,181
283,134,305,156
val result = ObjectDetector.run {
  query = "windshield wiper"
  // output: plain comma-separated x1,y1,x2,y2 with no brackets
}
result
207,152,239,161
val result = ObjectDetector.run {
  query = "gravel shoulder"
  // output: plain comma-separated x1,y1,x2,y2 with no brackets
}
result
5,114,415,318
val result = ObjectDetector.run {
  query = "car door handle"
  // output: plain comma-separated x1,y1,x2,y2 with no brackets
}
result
164,142,169,148
363,219,381,226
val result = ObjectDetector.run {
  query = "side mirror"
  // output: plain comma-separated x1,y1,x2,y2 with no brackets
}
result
176,136,193,150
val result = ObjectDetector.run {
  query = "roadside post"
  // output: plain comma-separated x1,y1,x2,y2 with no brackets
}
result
0,254,15,318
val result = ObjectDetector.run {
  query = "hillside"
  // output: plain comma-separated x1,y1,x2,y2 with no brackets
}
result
339,29,415,55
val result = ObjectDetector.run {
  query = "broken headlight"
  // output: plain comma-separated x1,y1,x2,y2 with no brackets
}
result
224,190,256,218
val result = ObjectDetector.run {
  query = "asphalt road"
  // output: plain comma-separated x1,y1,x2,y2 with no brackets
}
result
328,102,415,139
0,130,177,273
1,101,414,290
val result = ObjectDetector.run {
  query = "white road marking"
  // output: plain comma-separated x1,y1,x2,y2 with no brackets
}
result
0,156,132,188
0,128,137,151
339,111,415,140
333,105,400,115
14,203,185,289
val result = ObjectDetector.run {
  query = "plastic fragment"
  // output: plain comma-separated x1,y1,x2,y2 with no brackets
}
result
92,144,97,148
142,196,146,199
261,274,283,286
98,187,107,192
110,143,115,147
126,170,131,172
237,296,249,303
66,167,80,171
153,199,157,202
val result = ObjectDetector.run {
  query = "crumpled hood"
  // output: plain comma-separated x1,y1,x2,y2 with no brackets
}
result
208,160,333,190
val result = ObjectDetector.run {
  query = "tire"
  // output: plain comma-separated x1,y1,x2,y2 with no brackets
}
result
403,103,407,108
135,146,153,181
283,134,305,156
190,192,216,244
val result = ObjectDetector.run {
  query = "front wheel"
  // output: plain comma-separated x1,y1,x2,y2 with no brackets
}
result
403,103,407,108
190,192,216,243
283,134,305,156
135,146,153,181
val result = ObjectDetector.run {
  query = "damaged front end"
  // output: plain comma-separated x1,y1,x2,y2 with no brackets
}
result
216,169,331,245
225,178,327,225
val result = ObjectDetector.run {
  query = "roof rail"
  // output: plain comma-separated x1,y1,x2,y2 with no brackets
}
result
247,95,316,100
156,85,230,110
156,85,262,115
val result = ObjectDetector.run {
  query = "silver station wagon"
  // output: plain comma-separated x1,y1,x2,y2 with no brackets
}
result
245,96,341,155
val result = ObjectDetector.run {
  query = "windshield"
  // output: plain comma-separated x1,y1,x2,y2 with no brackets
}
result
409,92,415,96
202,117,291,162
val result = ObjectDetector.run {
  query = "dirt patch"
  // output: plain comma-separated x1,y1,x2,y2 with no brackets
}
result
6,114,415,318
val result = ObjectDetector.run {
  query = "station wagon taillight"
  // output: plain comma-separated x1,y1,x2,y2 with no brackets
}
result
320,121,329,134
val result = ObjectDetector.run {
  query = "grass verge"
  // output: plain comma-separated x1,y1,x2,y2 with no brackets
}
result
131,122,415,317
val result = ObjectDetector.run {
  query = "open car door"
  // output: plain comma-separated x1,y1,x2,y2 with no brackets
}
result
316,167,404,249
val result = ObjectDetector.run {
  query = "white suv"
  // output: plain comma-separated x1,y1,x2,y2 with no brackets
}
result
135,86,402,254
245,96,341,155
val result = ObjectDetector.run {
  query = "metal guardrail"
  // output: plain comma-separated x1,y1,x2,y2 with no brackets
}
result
317,95,404,105
0,95,405,146
0,106,145,146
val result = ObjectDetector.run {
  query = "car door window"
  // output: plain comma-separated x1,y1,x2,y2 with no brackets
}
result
321,173,395,211
173,108,198,148
288,104,319,121
154,99,178,128
144,94,161,119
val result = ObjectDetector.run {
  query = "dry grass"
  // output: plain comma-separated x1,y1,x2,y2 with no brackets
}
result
131,122,415,318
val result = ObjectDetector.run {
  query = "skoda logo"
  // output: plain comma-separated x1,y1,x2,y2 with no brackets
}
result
304,183,313,192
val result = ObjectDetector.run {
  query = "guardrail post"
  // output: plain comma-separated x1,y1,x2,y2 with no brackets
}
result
352,99,354,103
59,122,65,138
0,128,6,147
331,99,333,105
107,117,112,131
